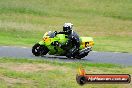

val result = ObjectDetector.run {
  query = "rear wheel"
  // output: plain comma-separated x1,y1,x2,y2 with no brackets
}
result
66,53,72,58
32,43,49,56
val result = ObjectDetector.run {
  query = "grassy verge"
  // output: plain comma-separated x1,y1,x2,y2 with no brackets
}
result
0,0,132,52
0,57,132,88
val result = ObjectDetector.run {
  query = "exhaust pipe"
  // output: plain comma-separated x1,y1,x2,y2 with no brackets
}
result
77,47,92,58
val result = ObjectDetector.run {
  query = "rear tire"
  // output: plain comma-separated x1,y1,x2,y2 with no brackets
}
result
32,43,49,56
66,53,72,58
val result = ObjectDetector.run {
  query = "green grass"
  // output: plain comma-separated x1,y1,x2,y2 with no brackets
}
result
0,0,132,52
0,57,132,88
0,57,121,68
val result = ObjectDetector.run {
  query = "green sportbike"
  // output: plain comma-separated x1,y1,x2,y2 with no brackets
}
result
32,31,94,59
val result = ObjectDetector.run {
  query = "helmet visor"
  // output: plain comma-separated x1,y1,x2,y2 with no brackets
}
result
63,26,71,32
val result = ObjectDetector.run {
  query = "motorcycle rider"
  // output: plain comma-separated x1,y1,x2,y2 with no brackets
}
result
52,23,80,58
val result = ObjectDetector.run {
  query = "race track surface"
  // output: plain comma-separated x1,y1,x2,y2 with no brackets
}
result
0,46,132,66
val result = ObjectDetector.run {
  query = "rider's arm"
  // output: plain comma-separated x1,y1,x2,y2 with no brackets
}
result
54,31,67,36
56,31,69,35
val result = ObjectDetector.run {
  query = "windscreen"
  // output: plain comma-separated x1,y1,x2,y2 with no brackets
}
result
47,31,55,38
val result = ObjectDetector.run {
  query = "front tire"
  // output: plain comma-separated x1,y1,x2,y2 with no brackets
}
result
32,43,49,56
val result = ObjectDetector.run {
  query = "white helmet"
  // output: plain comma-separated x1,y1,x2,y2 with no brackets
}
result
63,23,73,32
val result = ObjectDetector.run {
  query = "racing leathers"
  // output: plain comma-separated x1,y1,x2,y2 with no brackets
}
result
55,30,80,58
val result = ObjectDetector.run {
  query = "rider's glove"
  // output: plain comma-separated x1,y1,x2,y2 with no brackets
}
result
54,31,58,36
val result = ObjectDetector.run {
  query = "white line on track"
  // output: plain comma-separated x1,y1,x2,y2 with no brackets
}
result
21,47,28,48
2,46,9,47
92,51,98,52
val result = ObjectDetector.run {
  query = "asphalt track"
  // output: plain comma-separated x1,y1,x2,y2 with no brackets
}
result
0,46,132,66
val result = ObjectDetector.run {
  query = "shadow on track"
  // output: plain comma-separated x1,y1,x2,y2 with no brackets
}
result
39,55,90,62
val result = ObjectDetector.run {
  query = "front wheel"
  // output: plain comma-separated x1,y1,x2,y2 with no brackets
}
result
32,43,49,56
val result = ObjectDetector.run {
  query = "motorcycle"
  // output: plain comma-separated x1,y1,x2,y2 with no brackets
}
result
32,31,94,59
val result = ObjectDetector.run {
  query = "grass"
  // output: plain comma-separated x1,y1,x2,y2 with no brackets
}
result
0,0,132,52
0,57,132,88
